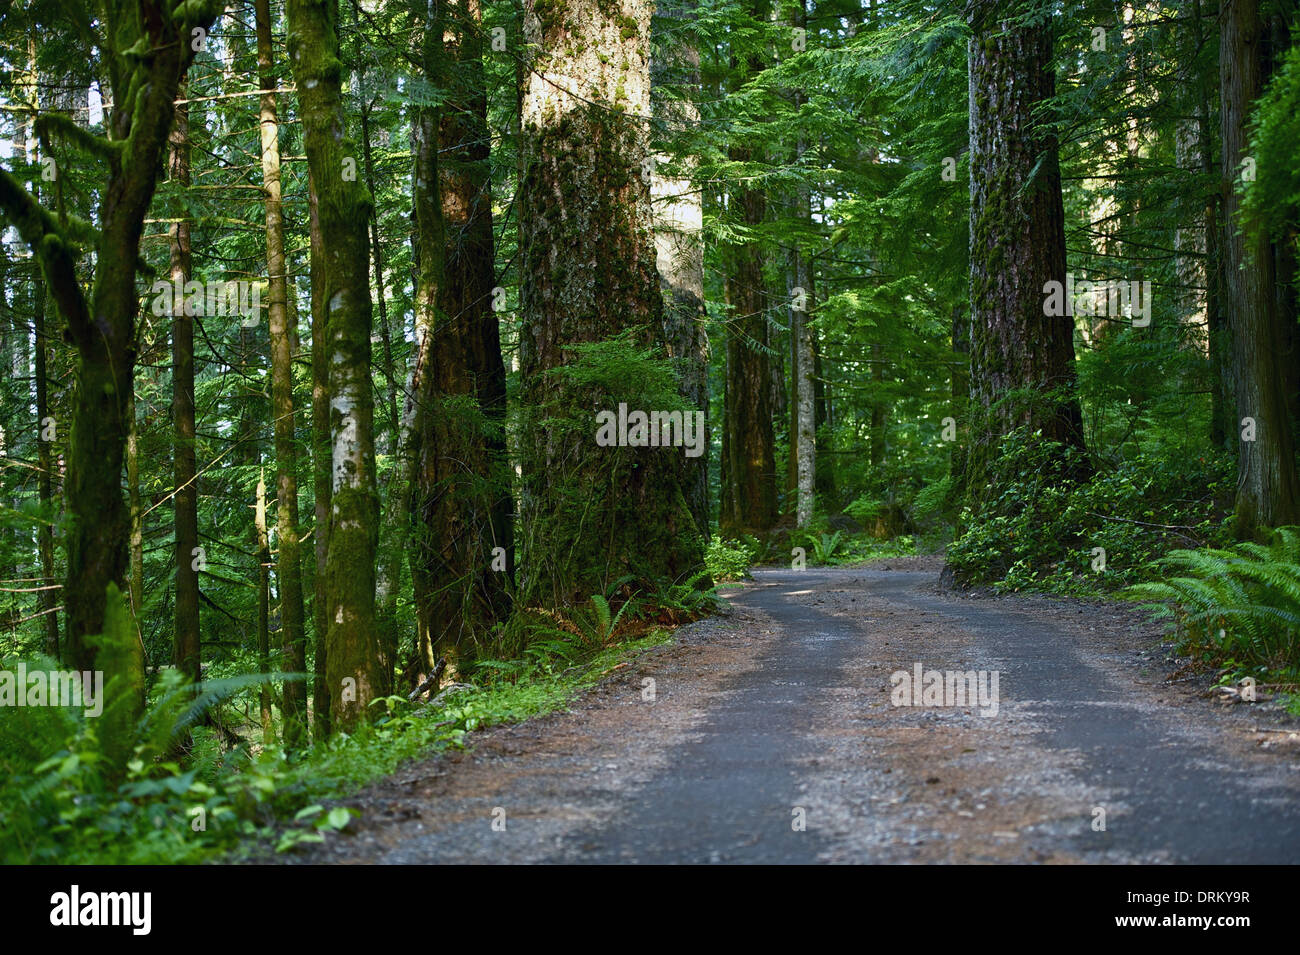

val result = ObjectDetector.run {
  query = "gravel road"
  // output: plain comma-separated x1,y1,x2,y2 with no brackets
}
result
292,565,1300,864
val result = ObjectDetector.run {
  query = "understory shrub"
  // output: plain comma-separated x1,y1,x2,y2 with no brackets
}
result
947,428,1233,593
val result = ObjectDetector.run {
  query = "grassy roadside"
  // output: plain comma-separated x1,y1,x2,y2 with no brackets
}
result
0,629,676,864
243,629,678,858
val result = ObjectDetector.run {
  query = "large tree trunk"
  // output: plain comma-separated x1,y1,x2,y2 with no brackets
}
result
408,0,513,675
720,151,776,537
289,0,382,730
717,149,774,537
28,91,59,658
308,167,331,740
962,5,1088,510
1220,0,1300,535
72,9,209,670
949,302,970,499
651,0,710,539
519,0,704,608
258,0,308,744
719,13,777,538
170,88,201,686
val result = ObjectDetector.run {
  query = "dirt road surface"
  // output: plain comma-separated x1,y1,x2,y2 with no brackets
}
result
293,564,1300,864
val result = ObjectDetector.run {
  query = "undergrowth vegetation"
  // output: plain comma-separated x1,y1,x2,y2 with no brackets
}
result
946,429,1235,595
1130,527,1300,680
0,628,674,864
940,427,1300,684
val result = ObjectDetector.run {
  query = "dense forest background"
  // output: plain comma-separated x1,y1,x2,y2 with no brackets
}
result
2,0,1299,862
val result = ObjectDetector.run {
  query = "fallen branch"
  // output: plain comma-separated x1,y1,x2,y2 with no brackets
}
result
407,657,447,703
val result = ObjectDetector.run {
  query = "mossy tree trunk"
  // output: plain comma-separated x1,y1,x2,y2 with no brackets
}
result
170,87,201,686
0,0,218,671
963,4,1088,511
308,166,331,739
289,0,382,731
408,0,513,674
258,0,308,744
519,0,704,608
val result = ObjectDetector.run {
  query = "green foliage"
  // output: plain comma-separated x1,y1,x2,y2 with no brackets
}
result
0,621,674,863
1129,527,1300,674
566,593,633,651
0,662,290,864
948,428,1233,594
643,571,723,620
83,583,144,775
1243,42,1300,251
705,537,756,582
912,475,956,524
803,530,844,565
844,495,884,525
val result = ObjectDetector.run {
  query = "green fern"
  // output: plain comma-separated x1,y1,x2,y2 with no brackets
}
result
805,530,844,565
1128,526,1300,670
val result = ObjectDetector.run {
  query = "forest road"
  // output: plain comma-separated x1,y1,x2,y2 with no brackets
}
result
295,563,1300,864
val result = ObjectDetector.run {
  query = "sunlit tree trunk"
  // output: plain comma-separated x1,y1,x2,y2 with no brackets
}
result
308,167,331,739
786,0,815,530
792,258,815,529
255,471,275,740
519,0,704,607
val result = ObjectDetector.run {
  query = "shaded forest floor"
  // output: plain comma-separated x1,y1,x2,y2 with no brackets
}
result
275,564,1300,864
